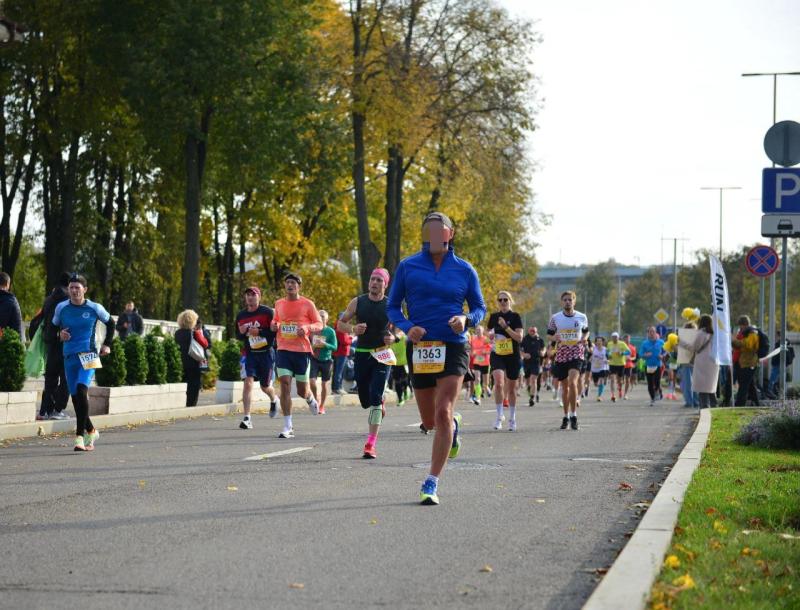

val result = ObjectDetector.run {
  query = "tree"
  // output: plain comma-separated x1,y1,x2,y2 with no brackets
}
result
163,335,183,384
144,334,167,385
95,337,127,387
123,334,148,386
576,261,617,335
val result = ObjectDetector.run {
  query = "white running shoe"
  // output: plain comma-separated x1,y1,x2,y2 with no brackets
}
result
239,417,253,430
508,420,517,432
307,397,319,415
278,428,294,439
493,418,503,430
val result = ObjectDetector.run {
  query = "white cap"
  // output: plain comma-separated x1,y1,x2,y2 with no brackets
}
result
611,331,619,337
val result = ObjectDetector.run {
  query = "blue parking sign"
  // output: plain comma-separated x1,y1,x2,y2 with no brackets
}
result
763,168,800,213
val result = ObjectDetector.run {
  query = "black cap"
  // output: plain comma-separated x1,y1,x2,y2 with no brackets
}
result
284,272,302,284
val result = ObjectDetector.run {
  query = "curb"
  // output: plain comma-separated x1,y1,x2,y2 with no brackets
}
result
582,407,712,610
0,392,382,442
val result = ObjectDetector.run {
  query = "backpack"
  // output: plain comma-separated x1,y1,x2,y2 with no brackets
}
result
755,328,769,359
787,345,795,366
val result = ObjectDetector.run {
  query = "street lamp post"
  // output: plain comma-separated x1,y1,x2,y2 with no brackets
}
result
700,186,742,259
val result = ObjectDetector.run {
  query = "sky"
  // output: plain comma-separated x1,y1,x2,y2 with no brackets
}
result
498,0,800,267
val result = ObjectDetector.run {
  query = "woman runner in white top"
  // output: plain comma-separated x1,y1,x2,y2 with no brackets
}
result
590,337,609,401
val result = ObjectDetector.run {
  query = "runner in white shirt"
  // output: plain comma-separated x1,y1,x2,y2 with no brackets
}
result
547,291,589,430
590,337,609,401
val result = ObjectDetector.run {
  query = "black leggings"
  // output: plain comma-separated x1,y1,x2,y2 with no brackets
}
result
392,366,409,400
186,369,202,407
72,384,94,437
646,369,662,400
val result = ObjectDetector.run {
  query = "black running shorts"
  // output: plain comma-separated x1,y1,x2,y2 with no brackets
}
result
552,358,583,381
407,341,469,390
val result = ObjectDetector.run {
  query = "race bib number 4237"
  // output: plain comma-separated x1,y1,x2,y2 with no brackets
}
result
412,341,446,374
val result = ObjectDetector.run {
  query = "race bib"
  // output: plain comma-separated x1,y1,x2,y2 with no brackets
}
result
312,334,327,349
371,347,397,366
78,351,102,370
474,353,490,366
248,335,268,350
412,341,446,374
280,322,298,339
495,337,513,356
559,328,579,345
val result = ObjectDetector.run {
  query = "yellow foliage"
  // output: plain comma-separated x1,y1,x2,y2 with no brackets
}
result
664,555,681,569
671,573,696,589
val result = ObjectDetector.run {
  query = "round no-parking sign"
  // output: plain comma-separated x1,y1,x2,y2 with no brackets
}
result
745,245,780,278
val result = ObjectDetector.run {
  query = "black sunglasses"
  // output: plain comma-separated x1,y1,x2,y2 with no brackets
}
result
498,298,509,302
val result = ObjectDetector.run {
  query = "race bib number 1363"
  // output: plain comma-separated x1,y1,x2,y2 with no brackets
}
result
412,341,446,374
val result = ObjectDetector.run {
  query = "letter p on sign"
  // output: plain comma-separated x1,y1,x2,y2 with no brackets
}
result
776,173,800,209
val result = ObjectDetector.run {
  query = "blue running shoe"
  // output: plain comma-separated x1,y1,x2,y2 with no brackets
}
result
449,412,462,459
419,478,439,505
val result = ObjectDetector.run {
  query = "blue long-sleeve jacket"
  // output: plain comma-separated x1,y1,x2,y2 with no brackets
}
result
387,245,486,343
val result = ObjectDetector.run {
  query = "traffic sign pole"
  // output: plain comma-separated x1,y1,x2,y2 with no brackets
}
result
781,237,788,402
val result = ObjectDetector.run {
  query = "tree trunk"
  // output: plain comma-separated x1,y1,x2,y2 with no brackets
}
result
181,107,212,310
57,134,80,277
384,144,405,274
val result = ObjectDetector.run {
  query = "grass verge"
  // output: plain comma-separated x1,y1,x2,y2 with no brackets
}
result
649,408,799,609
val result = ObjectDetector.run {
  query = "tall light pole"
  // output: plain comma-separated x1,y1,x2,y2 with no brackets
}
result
742,71,800,387
700,186,741,259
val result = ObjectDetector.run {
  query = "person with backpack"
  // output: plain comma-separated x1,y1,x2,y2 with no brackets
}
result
37,272,71,420
732,315,760,406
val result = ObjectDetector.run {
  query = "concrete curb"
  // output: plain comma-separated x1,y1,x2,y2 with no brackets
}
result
582,407,712,610
0,392,382,442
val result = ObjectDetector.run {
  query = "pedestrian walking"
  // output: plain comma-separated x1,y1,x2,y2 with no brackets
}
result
37,272,71,420
679,314,718,408
175,310,211,407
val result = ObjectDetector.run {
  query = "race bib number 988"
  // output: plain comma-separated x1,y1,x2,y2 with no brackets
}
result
412,341,446,374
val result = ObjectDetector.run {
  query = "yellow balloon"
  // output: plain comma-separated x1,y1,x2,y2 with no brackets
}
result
668,333,678,344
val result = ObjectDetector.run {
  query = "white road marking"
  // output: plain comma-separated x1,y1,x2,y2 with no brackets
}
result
570,457,652,463
243,447,313,461
407,422,423,427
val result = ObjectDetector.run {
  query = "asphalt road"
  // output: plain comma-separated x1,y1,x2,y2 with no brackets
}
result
0,384,697,610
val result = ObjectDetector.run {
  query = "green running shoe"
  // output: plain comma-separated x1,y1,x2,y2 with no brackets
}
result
419,478,439,505
449,412,462,459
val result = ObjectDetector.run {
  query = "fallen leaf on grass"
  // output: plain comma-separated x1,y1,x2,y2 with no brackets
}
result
748,517,763,527
369,519,378,525
779,533,800,540
227,486,238,491
533,498,546,504
138,480,146,489
289,583,304,589
671,574,695,590
705,507,718,515
617,482,633,491
741,530,756,535
479,565,493,573
713,520,728,534
709,539,722,550
673,543,696,561
664,555,681,569
740,547,760,557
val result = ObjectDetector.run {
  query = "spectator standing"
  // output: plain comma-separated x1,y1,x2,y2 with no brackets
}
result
731,315,759,407
175,310,211,407
37,272,71,420
679,314,718,408
0,271,24,338
769,331,794,395
332,314,353,394
116,301,144,340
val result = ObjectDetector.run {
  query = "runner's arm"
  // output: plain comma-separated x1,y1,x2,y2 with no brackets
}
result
463,265,487,329
336,297,359,333
387,262,413,333
305,303,323,335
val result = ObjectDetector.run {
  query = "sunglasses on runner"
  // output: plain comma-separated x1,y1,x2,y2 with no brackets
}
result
498,298,509,302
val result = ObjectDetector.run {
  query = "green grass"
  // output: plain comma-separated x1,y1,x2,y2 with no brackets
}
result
649,409,800,609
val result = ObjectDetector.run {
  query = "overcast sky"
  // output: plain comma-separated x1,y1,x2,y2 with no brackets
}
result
499,0,800,267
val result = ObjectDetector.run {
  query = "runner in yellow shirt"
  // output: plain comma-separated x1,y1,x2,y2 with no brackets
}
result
605,332,631,403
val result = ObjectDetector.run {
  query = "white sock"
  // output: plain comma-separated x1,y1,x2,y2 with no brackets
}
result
243,414,250,420
509,406,516,421
284,415,292,429
496,404,503,418
570,410,576,418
